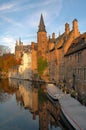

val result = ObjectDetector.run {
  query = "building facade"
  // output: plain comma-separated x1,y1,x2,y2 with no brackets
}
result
9,51,32,80
64,33,86,94
13,14,86,93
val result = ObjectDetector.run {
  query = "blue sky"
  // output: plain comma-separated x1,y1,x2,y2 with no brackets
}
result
0,0,86,53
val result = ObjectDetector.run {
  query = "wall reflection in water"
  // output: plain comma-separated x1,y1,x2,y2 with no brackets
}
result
9,79,39,120
0,79,64,130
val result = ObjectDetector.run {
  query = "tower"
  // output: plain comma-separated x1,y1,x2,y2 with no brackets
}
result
37,14,47,59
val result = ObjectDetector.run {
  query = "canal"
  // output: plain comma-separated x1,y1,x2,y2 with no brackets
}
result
0,79,72,130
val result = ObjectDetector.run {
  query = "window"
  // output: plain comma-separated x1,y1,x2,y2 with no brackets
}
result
78,52,82,64
73,68,76,74
75,54,77,60
78,68,81,79
84,68,86,80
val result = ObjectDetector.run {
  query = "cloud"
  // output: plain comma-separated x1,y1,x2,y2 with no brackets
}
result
0,35,16,53
2,16,23,27
0,0,63,29
24,0,62,30
0,0,63,53
0,2,16,12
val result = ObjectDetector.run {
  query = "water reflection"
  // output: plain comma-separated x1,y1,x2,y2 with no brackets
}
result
0,79,66,130
0,79,17,103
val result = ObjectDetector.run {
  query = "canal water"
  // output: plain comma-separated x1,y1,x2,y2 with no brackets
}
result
0,79,69,130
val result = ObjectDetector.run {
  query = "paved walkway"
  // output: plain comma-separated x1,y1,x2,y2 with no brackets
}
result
56,87,86,130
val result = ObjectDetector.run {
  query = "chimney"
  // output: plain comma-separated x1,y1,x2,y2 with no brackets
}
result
65,23,70,35
72,19,80,37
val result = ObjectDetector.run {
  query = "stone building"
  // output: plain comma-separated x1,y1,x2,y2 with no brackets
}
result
9,51,32,80
37,14,48,59
14,14,86,93
15,38,31,60
47,19,80,83
31,42,38,76
64,32,86,93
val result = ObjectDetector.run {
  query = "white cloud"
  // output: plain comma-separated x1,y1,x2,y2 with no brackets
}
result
0,2,16,11
24,0,62,31
0,0,63,53
0,35,16,53
0,3,14,11
0,15,23,28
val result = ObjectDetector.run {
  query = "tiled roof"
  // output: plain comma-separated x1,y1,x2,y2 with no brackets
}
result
55,31,72,49
65,32,86,56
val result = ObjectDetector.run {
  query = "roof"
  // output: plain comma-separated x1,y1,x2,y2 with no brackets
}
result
56,33,65,49
38,14,46,32
65,32,86,56
48,38,56,43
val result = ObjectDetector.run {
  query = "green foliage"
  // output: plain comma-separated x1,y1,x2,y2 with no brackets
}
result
37,57,47,76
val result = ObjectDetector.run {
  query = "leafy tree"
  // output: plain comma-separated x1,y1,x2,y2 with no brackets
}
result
0,53,20,72
37,57,47,76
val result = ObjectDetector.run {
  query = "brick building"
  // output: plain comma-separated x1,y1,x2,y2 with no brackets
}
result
14,14,86,93
15,38,31,60
64,33,86,94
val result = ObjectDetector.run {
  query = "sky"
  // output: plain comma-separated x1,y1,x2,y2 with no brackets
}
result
0,0,86,53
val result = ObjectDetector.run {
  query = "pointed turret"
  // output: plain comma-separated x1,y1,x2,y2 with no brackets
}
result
38,14,46,32
37,14,47,59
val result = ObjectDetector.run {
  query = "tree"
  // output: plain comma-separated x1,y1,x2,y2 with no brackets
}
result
37,57,47,76
0,53,20,72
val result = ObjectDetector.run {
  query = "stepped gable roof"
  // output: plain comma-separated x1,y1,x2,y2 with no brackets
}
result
38,14,46,32
65,32,86,56
48,32,71,49
56,33,65,49
56,31,74,49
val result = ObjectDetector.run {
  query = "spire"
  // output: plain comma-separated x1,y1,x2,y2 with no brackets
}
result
19,37,21,44
38,14,46,32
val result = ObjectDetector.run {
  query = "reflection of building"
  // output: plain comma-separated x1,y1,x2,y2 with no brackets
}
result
39,98,61,130
38,84,61,130
39,103,48,130
14,80,38,119
31,87,39,116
